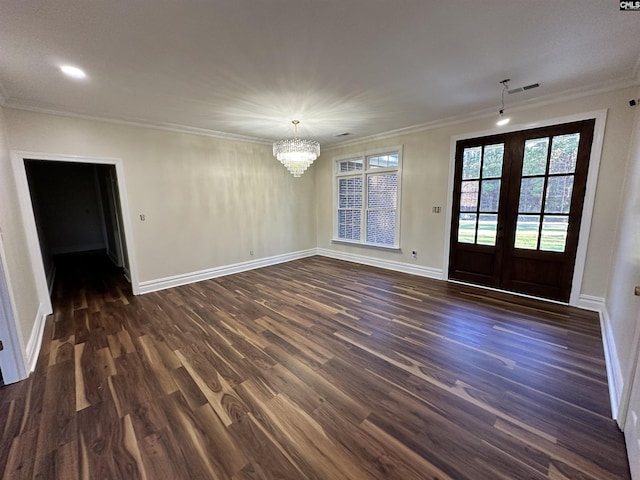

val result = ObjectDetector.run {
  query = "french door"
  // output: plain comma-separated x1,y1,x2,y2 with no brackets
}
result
448,119,595,302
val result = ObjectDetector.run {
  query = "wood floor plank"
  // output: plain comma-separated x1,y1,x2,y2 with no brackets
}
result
0,253,630,479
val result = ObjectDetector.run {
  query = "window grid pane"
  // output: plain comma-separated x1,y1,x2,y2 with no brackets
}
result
339,159,363,172
518,177,545,213
549,133,580,174
540,215,569,252
338,210,361,240
522,138,550,177
460,180,479,212
458,213,477,244
368,153,399,169
482,144,504,179
338,177,363,209
515,215,541,250
477,214,498,246
367,174,397,209
545,175,574,214
479,179,500,212
366,211,396,245
462,147,482,180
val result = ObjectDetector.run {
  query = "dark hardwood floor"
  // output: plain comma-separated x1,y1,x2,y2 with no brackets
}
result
0,253,630,479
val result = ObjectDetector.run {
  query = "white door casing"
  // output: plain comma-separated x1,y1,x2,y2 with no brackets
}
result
0,232,27,384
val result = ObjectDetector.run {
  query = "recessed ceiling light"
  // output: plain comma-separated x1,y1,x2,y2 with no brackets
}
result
60,65,87,79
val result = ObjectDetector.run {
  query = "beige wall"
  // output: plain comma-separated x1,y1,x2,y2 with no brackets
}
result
0,107,41,346
315,87,638,299
4,109,317,283
605,87,640,395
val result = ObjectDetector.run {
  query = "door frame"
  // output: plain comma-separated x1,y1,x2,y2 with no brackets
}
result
443,109,607,308
10,151,140,373
0,234,28,384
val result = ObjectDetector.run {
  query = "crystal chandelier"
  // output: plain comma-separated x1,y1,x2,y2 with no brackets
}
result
273,120,320,177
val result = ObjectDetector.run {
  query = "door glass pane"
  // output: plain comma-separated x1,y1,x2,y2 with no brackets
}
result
514,215,540,250
545,176,573,214
458,213,477,243
479,179,501,212
518,177,545,213
460,180,479,211
462,147,481,180
549,133,580,174
477,214,498,246
482,144,504,178
540,215,569,252
522,138,549,176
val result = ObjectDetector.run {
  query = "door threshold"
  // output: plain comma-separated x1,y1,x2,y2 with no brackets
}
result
447,279,570,307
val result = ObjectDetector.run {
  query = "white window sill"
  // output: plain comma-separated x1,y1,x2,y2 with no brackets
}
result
331,239,401,252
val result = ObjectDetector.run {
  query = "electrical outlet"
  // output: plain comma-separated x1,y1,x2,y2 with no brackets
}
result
432,206,442,213
250,250,254,256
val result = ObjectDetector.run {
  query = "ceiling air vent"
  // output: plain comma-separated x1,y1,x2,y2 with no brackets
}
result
508,82,540,94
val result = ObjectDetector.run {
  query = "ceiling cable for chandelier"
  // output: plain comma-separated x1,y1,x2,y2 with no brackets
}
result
497,79,511,126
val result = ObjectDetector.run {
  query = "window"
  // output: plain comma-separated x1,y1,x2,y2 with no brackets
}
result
334,148,402,247
514,133,580,252
457,143,504,246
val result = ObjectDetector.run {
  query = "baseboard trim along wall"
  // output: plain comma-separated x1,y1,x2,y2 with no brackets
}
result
26,302,50,374
315,248,443,280
576,294,605,312
599,304,624,421
575,295,623,421
137,248,317,294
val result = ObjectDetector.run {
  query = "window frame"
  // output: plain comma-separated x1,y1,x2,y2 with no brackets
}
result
332,146,403,249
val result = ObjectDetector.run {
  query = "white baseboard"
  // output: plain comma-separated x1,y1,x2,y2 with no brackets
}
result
576,293,605,312
25,302,50,374
137,249,317,294
575,295,623,422
316,248,443,280
600,303,624,421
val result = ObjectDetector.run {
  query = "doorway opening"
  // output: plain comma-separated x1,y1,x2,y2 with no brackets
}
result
24,160,130,294
448,119,596,302
10,151,138,374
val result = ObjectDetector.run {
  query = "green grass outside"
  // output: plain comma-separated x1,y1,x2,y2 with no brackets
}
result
458,220,567,252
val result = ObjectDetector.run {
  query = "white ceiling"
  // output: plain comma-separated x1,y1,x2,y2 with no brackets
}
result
1,1,639,146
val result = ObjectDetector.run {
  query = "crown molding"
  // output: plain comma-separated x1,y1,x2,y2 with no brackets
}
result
2,99,273,145
3,74,639,150
324,76,640,151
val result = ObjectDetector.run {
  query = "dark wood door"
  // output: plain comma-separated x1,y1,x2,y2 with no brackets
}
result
449,119,595,302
